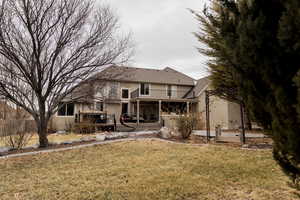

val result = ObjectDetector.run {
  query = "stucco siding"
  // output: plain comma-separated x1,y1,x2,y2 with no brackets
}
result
194,88,230,130
227,102,241,129
105,103,121,123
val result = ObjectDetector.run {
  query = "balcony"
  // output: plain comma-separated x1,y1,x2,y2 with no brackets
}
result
130,88,192,100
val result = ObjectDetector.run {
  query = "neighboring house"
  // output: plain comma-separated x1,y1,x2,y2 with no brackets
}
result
51,65,243,131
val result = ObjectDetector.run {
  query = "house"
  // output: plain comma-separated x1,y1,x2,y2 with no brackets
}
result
51,65,242,131
186,77,243,130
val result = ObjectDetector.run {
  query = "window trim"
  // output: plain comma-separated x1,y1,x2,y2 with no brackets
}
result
166,85,172,97
94,101,104,112
121,88,130,99
139,83,150,96
165,85,177,98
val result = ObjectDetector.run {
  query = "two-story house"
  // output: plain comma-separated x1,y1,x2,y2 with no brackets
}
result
51,65,196,130
51,65,244,131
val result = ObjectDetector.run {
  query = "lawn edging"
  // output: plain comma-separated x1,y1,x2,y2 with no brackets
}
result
0,137,208,160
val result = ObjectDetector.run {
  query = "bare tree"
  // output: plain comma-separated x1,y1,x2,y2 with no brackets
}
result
0,0,132,147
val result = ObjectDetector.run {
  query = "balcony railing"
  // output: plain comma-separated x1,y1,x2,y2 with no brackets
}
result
130,88,192,99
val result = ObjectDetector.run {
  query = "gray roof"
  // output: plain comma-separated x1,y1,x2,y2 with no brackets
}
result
185,76,211,98
95,65,195,86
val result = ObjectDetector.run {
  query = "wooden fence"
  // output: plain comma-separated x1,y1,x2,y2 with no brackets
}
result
0,120,37,137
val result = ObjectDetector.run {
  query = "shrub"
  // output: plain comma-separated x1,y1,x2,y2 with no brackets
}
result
176,115,197,139
1,120,34,150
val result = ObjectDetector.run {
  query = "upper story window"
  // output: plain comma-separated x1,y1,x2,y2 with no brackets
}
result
107,82,119,99
95,102,104,111
140,83,150,95
58,103,74,116
122,88,129,99
166,85,177,97
167,85,172,97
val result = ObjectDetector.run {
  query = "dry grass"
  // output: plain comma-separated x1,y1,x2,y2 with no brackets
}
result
0,133,92,148
0,140,299,200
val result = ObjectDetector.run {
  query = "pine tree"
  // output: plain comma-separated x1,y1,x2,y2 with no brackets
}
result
193,0,300,186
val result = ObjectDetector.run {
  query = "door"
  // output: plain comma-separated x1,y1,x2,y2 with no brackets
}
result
122,103,128,114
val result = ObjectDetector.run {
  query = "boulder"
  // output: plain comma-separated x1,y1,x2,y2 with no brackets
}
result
56,130,66,135
80,136,95,142
96,134,106,141
170,127,181,137
159,127,172,139
0,147,11,153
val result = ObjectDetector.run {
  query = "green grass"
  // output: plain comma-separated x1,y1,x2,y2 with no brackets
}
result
0,140,298,200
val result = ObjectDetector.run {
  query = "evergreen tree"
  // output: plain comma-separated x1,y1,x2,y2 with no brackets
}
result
193,0,300,185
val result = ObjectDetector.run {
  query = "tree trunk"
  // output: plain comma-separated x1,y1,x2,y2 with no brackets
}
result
240,103,246,144
37,118,49,148
36,101,49,148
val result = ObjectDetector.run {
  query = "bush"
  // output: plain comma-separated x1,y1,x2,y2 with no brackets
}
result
176,115,197,139
1,120,35,150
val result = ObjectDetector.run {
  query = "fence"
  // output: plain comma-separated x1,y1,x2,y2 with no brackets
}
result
0,120,37,137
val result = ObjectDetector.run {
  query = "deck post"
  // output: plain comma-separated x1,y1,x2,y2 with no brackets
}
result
158,100,162,123
137,100,140,125
240,103,246,144
205,90,210,142
186,102,190,115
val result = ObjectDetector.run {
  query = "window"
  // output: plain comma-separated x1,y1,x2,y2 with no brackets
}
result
95,102,104,111
122,89,129,99
108,82,119,99
166,85,177,97
140,83,150,95
58,103,74,116
122,103,128,114
167,85,172,97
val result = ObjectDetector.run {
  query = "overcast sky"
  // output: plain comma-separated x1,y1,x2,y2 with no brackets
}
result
104,0,210,80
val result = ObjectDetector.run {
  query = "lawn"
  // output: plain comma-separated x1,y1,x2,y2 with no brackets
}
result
0,140,298,200
0,133,92,148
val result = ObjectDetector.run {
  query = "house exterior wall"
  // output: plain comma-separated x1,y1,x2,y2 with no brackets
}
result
105,103,121,123
51,104,79,131
51,80,193,131
194,86,230,130
227,102,241,129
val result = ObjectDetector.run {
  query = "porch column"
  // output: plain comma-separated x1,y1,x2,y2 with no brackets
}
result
128,102,131,115
158,100,162,123
137,100,140,125
186,102,190,115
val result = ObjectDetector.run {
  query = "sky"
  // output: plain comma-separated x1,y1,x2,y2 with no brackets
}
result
104,0,210,80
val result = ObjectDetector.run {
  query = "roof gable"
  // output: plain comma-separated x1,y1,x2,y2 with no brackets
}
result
185,76,211,98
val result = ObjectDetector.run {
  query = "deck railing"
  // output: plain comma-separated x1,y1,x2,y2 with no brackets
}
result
130,88,192,99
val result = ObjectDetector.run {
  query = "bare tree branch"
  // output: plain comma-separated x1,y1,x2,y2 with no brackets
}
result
0,0,133,147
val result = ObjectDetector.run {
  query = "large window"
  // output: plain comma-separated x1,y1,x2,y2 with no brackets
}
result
140,83,150,95
122,89,129,99
108,82,119,99
58,103,74,116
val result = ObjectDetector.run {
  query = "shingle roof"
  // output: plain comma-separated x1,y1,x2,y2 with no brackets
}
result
185,76,211,98
95,65,195,86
